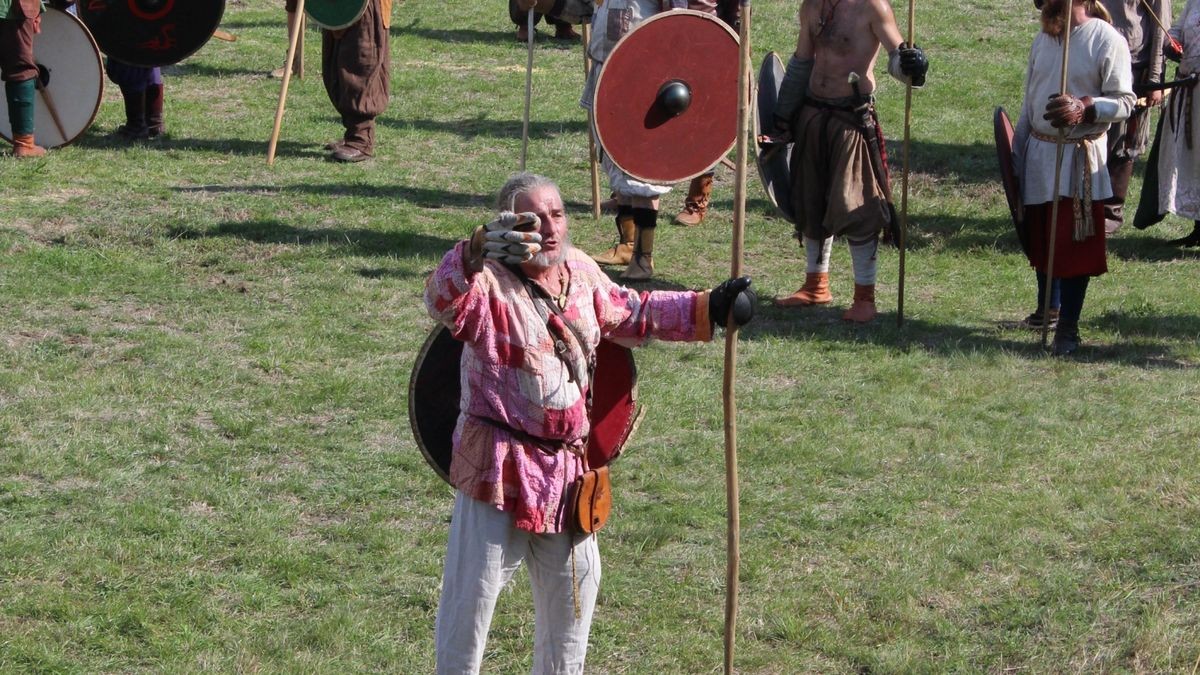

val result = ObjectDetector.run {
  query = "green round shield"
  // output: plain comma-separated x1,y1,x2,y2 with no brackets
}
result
305,0,368,30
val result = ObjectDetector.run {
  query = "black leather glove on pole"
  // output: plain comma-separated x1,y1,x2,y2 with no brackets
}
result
710,276,756,328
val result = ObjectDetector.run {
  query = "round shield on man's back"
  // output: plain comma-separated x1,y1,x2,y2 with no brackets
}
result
0,8,103,149
78,0,225,67
754,51,796,223
409,325,640,487
305,0,369,30
594,10,740,184
994,106,1028,255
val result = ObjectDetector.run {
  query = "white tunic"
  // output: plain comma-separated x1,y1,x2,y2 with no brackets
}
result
1156,0,1200,220
1013,19,1136,205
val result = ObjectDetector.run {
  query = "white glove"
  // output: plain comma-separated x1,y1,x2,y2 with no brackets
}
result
470,211,543,266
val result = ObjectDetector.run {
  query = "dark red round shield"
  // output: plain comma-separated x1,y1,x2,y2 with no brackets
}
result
409,326,640,486
994,106,1029,255
78,0,225,67
594,10,739,184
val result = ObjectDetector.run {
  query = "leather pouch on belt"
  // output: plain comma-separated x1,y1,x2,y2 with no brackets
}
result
570,466,612,533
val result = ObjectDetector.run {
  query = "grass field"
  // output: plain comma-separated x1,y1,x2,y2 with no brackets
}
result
2,0,1199,672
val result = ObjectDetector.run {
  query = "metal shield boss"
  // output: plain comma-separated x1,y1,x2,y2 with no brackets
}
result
993,107,1029,255
409,326,641,486
0,8,103,149
78,0,225,67
593,10,739,184
305,0,369,30
754,51,796,223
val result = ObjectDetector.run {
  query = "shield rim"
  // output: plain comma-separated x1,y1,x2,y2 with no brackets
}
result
78,0,225,68
305,0,369,31
593,9,740,185
0,8,104,148
993,106,1028,253
753,50,797,224
408,325,642,487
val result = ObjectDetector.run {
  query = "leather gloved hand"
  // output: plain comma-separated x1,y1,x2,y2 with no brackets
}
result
709,276,756,328
1166,37,1184,63
898,42,928,87
1043,94,1089,127
468,211,542,268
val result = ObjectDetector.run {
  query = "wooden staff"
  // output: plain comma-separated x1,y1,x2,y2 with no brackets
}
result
34,82,68,145
1040,0,1072,348
266,0,306,165
582,22,601,219
521,8,535,171
296,13,306,79
897,0,916,327
723,2,752,672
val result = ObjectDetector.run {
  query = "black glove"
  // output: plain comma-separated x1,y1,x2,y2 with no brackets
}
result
899,42,928,87
709,276,755,328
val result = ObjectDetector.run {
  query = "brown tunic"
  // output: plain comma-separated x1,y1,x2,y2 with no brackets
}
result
0,0,39,83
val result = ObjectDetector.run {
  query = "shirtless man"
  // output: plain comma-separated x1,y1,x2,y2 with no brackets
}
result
768,0,927,322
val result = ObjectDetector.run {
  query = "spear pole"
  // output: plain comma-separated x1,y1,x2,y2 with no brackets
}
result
521,8,535,171
723,1,751,672
582,22,602,219
1041,0,1073,348
897,0,916,327
267,0,306,165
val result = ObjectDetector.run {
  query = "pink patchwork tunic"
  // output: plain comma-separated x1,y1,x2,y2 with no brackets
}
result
425,242,712,533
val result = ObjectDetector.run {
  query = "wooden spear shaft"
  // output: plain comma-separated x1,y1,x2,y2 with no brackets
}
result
582,22,601,219
1041,0,1072,348
267,0,306,165
724,2,751,672
521,9,535,171
897,0,915,327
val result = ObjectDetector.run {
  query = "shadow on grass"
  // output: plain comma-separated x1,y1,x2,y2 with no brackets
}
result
741,305,1198,369
72,133,322,158
168,219,455,263
380,115,587,140
1107,228,1200,262
174,182,493,209
167,62,280,78
888,139,1000,185
395,19,585,51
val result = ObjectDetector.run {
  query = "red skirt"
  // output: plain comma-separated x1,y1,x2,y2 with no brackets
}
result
1025,200,1108,278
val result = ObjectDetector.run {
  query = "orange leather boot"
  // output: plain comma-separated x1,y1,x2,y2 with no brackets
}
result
775,272,832,307
11,134,46,158
842,284,877,323
592,210,636,266
674,173,713,226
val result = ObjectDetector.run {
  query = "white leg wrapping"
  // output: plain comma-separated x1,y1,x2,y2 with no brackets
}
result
805,236,832,274
849,240,878,286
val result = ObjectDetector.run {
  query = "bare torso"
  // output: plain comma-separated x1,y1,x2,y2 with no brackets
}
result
797,0,904,99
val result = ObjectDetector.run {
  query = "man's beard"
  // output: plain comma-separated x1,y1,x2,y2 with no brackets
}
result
528,232,572,269
1041,0,1068,36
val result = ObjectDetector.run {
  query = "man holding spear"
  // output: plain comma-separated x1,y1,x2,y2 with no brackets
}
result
1013,0,1134,355
767,0,928,323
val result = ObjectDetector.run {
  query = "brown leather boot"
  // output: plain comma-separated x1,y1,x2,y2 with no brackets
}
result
592,210,636,266
775,272,833,307
621,224,655,281
674,173,713,226
842,284,877,323
11,133,46,158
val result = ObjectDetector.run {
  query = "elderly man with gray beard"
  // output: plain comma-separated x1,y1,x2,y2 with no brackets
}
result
424,172,754,674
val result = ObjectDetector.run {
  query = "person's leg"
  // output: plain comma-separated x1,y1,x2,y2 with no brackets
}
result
621,205,657,281
592,203,636,266
843,236,878,322
144,69,165,137
1165,221,1200,247
776,236,833,306
527,532,600,675
2,12,44,157
1053,275,1090,356
1023,271,1061,328
674,172,713,226
435,493,527,675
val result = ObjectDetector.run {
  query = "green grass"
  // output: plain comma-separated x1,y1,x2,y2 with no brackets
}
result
2,0,1199,672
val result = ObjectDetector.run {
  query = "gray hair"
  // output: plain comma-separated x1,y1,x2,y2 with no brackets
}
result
495,172,560,211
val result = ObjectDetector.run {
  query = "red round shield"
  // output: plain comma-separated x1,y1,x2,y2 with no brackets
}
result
994,106,1029,255
594,10,740,184
409,326,641,486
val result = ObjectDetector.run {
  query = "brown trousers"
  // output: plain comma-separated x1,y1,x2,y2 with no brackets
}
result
0,2,38,83
322,0,390,154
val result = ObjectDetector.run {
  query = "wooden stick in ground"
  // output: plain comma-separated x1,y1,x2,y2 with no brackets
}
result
581,22,601,219
267,0,306,165
296,13,305,79
724,3,751,672
897,0,916,327
1041,0,1072,348
521,8,535,171
34,82,68,144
